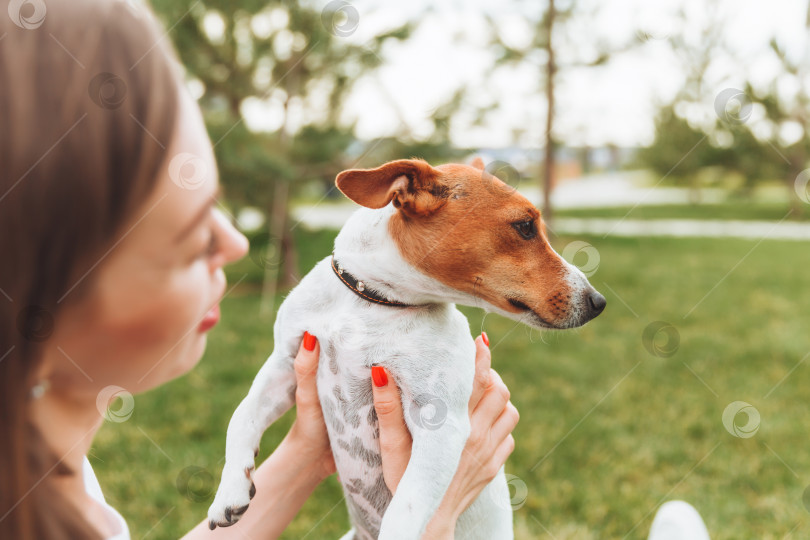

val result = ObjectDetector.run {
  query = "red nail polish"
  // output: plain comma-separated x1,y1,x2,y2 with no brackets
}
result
372,366,388,387
482,331,489,347
303,331,316,351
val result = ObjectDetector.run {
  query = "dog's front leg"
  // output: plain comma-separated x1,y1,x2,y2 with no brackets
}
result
377,402,470,540
207,312,304,528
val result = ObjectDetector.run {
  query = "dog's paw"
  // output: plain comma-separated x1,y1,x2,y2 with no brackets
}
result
207,463,256,529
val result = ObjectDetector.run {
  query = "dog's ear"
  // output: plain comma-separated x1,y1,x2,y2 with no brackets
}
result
470,157,485,170
336,159,445,216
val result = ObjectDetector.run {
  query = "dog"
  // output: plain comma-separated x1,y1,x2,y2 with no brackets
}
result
207,158,606,539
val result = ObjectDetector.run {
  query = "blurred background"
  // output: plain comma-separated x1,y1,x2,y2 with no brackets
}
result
91,0,810,538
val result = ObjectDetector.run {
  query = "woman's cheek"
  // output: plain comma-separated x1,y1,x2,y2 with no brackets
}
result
101,264,208,349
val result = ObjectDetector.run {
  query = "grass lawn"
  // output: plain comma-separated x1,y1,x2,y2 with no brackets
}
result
555,202,808,222
92,228,810,540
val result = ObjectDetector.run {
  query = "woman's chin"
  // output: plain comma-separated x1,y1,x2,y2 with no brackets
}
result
164,335,209,385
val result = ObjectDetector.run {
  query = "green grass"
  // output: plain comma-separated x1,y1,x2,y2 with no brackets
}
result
92,229,810,540
555,202,808,222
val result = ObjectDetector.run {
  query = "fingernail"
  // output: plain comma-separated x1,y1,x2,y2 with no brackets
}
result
303,331,316,351
372,366,388,387
482,331,489,347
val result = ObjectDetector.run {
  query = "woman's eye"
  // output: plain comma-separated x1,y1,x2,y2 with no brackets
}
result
512,220,537,240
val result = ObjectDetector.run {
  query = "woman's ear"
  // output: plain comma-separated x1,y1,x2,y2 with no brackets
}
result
335,159,445,217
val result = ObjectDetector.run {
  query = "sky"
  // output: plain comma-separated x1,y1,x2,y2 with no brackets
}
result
318,0,810,148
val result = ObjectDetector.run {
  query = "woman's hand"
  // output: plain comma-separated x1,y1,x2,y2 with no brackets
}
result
371,334,519,539
282,331,336,481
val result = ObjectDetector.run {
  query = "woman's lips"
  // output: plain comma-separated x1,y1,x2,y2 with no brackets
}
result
198,304,220,332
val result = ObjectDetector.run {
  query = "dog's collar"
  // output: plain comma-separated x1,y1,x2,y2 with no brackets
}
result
331,255,417,308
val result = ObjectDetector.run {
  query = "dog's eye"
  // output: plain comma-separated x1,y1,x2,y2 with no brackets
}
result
512,220,537,240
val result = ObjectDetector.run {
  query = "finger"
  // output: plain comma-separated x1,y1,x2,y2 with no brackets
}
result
490,434,516,473
371,366,412,493
489,402,520,445
472,369,510,425
293,331,320,410
468,334,492,414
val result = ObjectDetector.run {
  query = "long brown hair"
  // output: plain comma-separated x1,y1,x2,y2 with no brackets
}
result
0,0,182,537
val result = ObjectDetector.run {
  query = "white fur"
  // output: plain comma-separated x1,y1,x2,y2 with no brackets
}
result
208,203,588,538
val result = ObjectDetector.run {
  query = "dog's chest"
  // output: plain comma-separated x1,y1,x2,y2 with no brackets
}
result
314,316,397,538
311,302,469,539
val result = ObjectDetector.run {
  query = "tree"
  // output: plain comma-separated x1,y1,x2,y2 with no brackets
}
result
640,2,810,216
151,0,412,312
489,0,615,223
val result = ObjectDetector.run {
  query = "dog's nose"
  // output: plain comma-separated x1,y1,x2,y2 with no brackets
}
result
587,290,606,317
586,289,607,320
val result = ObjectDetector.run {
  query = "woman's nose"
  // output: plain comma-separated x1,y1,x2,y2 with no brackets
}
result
210,208,248,267
221,220,249,264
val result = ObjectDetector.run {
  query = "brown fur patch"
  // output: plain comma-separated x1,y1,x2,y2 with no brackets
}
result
386,162,574,326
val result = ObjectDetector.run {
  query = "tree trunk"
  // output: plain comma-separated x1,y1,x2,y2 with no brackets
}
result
279,211,299,289
260,180,289,317
259,95,300,315
543,0,556,222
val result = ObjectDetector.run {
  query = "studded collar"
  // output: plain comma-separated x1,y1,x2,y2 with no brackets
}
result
330,255,417,308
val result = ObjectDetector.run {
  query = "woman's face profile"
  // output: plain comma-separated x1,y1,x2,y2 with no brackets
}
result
43,90,249,399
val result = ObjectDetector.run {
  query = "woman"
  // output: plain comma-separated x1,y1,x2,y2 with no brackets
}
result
0,1,518,538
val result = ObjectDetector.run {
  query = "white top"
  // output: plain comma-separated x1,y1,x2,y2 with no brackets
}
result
82,457,131,540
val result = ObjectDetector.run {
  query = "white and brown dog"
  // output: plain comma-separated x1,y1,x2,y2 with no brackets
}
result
207,158,606,539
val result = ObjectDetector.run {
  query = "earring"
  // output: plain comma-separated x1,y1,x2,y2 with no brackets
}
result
30,379,51,400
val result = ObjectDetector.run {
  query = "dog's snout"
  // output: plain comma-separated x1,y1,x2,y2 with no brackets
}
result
587,290,606,318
